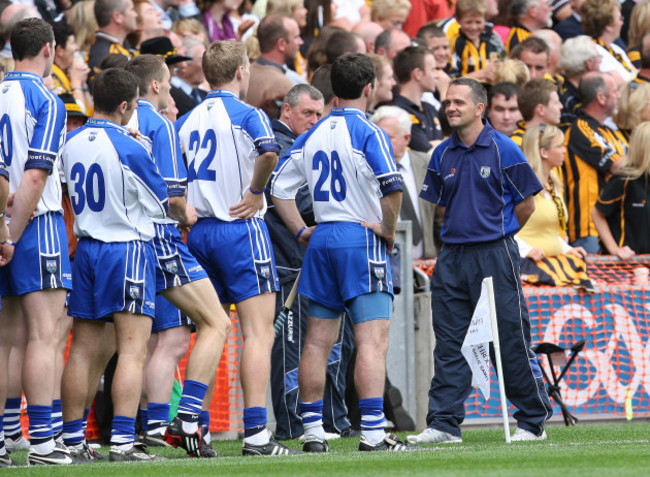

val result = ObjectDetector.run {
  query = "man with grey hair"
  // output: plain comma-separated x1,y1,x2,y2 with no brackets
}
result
506,0,553,55
170,36,206,117
557,35,601,126
370,106,437,260
265,84,356,440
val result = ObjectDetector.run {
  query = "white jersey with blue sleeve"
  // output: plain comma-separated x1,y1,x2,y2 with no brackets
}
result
270,107,402,224
62,118,169,242
175,89,281,221
0,72,67,215
127,99,187,225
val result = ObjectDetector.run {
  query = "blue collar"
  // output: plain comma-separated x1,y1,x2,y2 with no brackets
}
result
86,117,128,132
206,89,238,99
4,71,43,83
448,119,494,149
330,107,365,117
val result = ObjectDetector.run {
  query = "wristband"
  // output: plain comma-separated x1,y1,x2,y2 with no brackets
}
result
295,225,307,241
249,186,264,195
0,210,5,219
3,239,16,246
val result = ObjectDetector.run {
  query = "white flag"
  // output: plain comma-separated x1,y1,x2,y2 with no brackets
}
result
461,278,494,400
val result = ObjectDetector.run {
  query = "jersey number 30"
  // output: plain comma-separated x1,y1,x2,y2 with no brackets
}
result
70,163,106,213
313,150,346,201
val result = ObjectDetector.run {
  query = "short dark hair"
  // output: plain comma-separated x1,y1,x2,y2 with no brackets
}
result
310,64,335,105
95,0,127,28
393,46,431,84
93,68,139,114
579,72,608,106
416,23,446,40
52,20,75,51
374,28,392,53
325,30,359,64
517,78,556,121
11,18,54,61
257,13,289,54
449,77,488,106
124,54,167,98
510,36,550,60
331,53,375,100
489,82,520,104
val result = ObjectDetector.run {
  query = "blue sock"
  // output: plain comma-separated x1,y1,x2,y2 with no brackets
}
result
62,419,84,448
110,415,136,450
359,397,386,444
3,398,22,439
243,407,266,438
177,380,208,423
299,400,324,439
0,421,5,456
51,399,63,440
199,410,210,435
27,404,53,445
147,402,170,433
139,407,148,432
82,408,90,435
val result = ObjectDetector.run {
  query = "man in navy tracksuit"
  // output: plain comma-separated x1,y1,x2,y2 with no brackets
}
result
408,78,553,444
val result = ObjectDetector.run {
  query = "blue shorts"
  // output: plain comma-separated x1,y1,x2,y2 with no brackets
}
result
298,222,393,311
153,294,192,333
187,217,279,304
153,223,208,292
0,212,72,296
68,238,156,321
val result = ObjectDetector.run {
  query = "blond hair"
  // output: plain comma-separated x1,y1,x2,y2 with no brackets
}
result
68,0,98,53
203,39,248,88
267,0,303,16
371,0,411,22
617,121,650,179
493,58,530,86
522,124,564,190
614,82,650,131
171,18,209,47
628,1,650,48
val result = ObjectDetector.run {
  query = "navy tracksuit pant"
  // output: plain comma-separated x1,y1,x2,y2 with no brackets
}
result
426,237,553,437
270,279,355,440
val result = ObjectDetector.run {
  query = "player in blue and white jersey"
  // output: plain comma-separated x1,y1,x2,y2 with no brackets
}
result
270,53,416,453
124,55,231,458
60,68,169,462
0,19,72,466
176,40,296,456
0,153,14,468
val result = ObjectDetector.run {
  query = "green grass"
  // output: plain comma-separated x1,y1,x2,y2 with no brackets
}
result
5,423,650,476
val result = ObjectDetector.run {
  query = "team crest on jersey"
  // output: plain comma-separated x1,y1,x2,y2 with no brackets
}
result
46,260,58,273
480,166,491,178
165,260,178,274
129,285,140,299
207,104,213,111
1,86,8,94
259,265,270,278
88,132,97,142
373,267,385,280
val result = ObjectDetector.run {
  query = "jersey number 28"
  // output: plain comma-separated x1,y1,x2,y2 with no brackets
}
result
313,150,346,202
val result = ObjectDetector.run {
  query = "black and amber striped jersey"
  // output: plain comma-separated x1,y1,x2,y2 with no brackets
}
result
557,76,580,130
564,112,628,243
633,72,650,84
627,46,641,70
595,174,650,254
450,26,505,78
505,22,530,56
86,32,133,87
510,120,526,147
